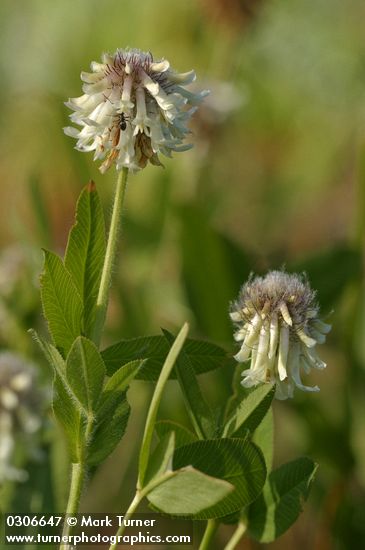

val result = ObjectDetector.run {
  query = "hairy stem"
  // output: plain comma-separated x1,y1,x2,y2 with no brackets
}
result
59,463,85,550
92,167,129,346
60,416,93,550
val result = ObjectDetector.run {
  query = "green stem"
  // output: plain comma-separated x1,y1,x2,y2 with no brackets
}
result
92,167,129,346
137,323,189,489
109,490,143,550
109,471,176,550
60,416,93,550
61,168,128,545
199,519,219,550
60,463,85,550
175,368,209,439
163,331,214,440
224,519,247,550
109,324,189,549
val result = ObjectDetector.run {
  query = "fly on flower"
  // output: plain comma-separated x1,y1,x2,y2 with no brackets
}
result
64,48,209,172
230,271,331,400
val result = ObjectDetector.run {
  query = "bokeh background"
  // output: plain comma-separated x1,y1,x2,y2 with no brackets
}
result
0,0,365,548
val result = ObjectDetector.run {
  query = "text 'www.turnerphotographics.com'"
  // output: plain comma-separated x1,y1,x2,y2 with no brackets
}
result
4,514,193,546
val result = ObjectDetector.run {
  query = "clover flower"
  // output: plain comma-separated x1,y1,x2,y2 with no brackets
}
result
64,48,208,172
0,352,42,482
230,271,331,400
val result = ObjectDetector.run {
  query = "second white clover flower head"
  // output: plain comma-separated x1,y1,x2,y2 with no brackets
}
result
64,48,209,173
0,352,41,482
230,271,331,400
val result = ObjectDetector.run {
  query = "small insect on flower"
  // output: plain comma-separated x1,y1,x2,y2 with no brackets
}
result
119,112,128,132
230,271,331,400
64,48,209,172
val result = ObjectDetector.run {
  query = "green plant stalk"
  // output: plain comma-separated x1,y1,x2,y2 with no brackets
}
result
137,323,189,489
175,367,207,439
198,519,219,550
109,325,189,549
223,519,247,550
109,490,142,550
61,167,129,543
60,416,93,550
171,339,217,548
109,471,176,550
60,463,84,549
92,167,129,346
162,331,213,440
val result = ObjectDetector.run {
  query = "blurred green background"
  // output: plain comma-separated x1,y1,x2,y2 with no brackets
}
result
0,0,365,548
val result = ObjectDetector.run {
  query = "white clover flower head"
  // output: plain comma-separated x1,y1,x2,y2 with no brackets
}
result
230,271,331,400
0,352,42,482
64,48,209,172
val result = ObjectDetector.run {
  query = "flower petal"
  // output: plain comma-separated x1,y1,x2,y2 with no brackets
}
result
277,325,289,381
